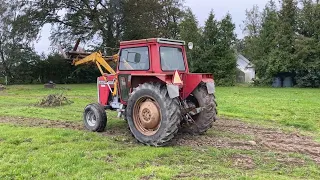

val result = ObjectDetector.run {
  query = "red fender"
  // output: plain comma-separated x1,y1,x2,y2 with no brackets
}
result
182,73,214,100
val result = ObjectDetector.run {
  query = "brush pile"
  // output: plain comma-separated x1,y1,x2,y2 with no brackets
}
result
0,84,5,91
38,93,73,107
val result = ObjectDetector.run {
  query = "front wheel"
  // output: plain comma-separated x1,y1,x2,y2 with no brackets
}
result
126,83,181,146
83,103,107,132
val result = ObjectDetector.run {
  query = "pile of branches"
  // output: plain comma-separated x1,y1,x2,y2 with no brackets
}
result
37,93,73,107
0,84,6,91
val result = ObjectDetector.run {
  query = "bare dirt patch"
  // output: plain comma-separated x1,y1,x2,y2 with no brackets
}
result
231,154,255,170
0,116,128,136
176,118,320,164
0,116,84,130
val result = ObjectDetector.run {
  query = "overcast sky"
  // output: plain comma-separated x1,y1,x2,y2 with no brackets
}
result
34,0,270,54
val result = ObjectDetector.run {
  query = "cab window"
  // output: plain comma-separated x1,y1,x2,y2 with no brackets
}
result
160,47,185,71
119,47,149,70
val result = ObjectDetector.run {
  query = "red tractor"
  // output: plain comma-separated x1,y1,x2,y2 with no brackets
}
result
66,38,217,146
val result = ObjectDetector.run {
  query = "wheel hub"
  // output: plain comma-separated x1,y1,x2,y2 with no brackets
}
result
138,100,160,129
86,111,96,127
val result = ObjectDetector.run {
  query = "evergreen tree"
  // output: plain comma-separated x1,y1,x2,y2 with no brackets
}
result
216,14,237,85
294,0,320,87
199,11,219,74
179,8,201,71
257,0,279,80
200,11,237,86
270,0,297,74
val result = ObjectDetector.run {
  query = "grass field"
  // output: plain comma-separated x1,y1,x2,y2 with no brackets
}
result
0,84,319,179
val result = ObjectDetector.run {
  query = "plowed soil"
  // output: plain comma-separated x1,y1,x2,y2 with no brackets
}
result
176,119,320,164
0,116,319,164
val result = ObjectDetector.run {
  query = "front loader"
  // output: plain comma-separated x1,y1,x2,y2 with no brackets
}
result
64,38,218,146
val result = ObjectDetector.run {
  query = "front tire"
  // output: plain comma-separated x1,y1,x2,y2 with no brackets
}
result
126,83,181,146
83,103,107,132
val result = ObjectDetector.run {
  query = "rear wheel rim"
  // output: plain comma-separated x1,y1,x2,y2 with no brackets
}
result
133,96,161,136
86,110,97,127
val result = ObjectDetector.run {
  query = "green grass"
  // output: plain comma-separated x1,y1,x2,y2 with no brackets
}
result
217,87,320,135
1,125,319,179
0,84,320,179
0,84,96,121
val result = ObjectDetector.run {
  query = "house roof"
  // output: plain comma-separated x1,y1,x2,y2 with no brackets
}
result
237,54,254,69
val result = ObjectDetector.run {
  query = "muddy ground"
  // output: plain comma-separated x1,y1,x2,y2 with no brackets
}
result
0,116,319,164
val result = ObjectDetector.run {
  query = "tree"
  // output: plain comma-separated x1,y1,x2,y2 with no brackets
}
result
0,0,39,83
240,5,263,68
216,14,237,85
18,0,124,50
122,0,162,40
179,8,201,71
122,0,183,40
199,11,237,86
271,0,298,73
255,0,279,80
198,11,219,74
242,5,262,37
19,0,183,49
294,0,320,87
241,0,299,83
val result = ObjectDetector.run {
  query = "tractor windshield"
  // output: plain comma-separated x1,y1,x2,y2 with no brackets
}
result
160,47,186,71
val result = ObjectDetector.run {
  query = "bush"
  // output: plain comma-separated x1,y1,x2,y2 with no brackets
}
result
295,69,320,88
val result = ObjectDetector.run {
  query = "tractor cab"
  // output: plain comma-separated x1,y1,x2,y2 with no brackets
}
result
118,38,188,73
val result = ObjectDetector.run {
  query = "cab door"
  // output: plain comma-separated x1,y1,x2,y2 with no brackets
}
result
117,46,151,103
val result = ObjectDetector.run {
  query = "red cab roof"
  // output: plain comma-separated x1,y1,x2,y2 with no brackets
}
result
120,38,185,46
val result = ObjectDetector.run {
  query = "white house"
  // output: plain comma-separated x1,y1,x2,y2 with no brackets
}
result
236,54,255,83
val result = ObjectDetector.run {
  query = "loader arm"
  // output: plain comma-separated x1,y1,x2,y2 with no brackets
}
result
74,51,117,74
73,51,118,96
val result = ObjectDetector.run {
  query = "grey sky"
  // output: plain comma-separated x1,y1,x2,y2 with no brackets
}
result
34,0,270,54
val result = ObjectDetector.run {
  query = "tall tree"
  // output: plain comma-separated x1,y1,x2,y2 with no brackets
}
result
240,5,263,66
0,0,39,82
122,0,162,40
294,0,320,87
270,0,298,74
256,0,279,79
179,8,201,71
122,0,183,40
242,5,262,37
197,11,219,74
20,0,124,49
216,14,237,85
199,11,237,85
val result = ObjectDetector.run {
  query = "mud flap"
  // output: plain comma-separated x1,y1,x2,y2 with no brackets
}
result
206,82,215,94
166,84,179,98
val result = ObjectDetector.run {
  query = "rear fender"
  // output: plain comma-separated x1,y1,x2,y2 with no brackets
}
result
181,73,215,100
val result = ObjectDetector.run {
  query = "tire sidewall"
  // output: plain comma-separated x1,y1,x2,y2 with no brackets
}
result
84,104,104,131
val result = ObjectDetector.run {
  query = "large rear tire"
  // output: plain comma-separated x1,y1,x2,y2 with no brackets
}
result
182,83,217,134
83,103,107,132
126,83,181,146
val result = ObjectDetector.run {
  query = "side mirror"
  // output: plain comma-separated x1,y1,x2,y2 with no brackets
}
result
188,42,194,50
134,53,141,63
